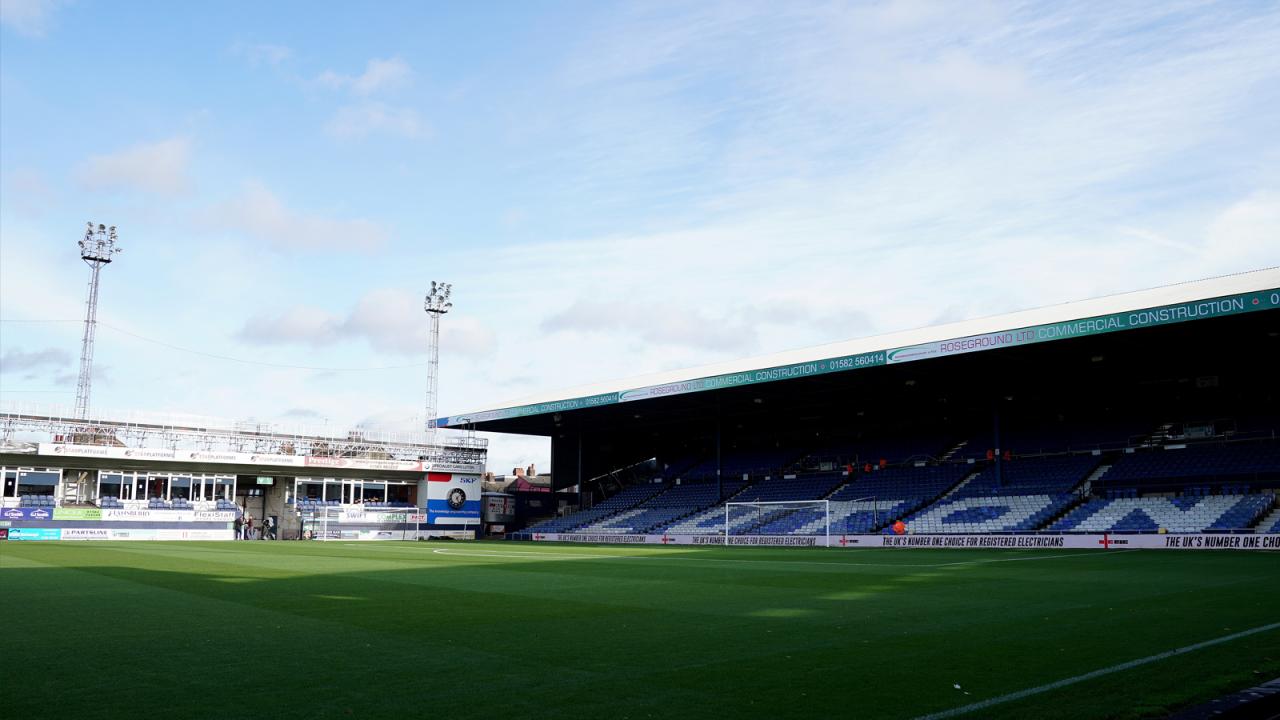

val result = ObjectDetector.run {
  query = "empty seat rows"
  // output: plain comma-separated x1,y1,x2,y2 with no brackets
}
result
525,484,664,533
1255,508,1280,534
1104,444,1280,483
953,455,1096,498
1050,494,1275,533
147,498,194,510
19,494,57,508
578,481,748,534
904,494,1077,534
829,464,970,501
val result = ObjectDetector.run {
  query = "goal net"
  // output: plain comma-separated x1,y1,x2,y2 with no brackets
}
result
723,500,830,545
312,506,342,541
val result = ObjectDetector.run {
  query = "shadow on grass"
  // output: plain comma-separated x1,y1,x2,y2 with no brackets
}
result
1,543,1277,720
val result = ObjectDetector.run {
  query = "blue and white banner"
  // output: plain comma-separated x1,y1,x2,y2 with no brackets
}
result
426,472,481,525
525,532,1280,550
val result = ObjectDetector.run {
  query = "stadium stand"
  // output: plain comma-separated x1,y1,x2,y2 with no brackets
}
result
905,493,1078,534
579,479,750,533
799,436,952,469
524,484,663,533
812,464,966,533
655,475,836,534
521,435,1280,536
1255,507,1280,534
1097,442,1280,494
892,455,1096,533
674,448,805,481
1049,494,1275,533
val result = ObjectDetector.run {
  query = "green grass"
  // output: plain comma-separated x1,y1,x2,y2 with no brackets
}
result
1,541,1277,719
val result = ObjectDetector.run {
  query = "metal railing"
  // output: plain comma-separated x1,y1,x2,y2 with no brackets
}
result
0,401,486,464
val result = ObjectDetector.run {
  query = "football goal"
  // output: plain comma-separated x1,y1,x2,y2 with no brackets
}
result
723,499,829,545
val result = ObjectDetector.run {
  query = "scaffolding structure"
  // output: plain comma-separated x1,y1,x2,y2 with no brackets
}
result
0,403,486,467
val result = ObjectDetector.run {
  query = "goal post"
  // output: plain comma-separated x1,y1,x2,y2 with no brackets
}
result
723,499,830,546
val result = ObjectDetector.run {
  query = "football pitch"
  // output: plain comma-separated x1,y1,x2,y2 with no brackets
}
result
2,541,1277,719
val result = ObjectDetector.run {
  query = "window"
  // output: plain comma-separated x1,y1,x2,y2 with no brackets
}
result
17,469,60,497
99,472,124,500
3,470,16,498
387,484,411,504
214,476,235,501
170,476,192,500
296,479,323,500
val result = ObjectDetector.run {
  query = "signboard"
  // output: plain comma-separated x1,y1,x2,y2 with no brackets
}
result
99,509,235,522
61,528,111,540
8,528,62,541
53,508,103,521
440,287,1280,427
256,477,274,485
526,533,1280,550
484,494,515,521
0,507,54,521
426,472,481,525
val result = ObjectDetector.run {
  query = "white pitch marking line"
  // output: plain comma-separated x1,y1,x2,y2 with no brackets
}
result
430,548,610,560
912,621,1280,720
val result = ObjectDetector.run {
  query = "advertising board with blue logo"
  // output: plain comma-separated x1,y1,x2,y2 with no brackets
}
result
8,528,62,541
426,472,481,525
0,507,55,521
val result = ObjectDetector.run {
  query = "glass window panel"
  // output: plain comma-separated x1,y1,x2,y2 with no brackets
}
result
17,470,59,496
99,473,123,500
297,480,323,500
215,476,234,501
170,476,192,500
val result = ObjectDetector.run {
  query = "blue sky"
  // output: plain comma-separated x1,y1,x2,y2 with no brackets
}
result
2,0,1279,473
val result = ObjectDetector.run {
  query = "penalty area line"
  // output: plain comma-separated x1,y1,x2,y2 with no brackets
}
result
912,620,1280,720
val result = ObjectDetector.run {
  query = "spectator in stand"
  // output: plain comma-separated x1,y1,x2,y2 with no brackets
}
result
234,514,244,540
892,519,907,535
245,515,255,540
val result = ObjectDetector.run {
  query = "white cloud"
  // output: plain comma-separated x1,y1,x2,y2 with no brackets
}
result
237,288,496,358
316,58,423,140
326,103,426,139
76,138,192,195
0,0,61,36
238,305,341,347
0,347,71,374
542,299,759,353
341,288,425,355
318,57,413,95
209,180,387,252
